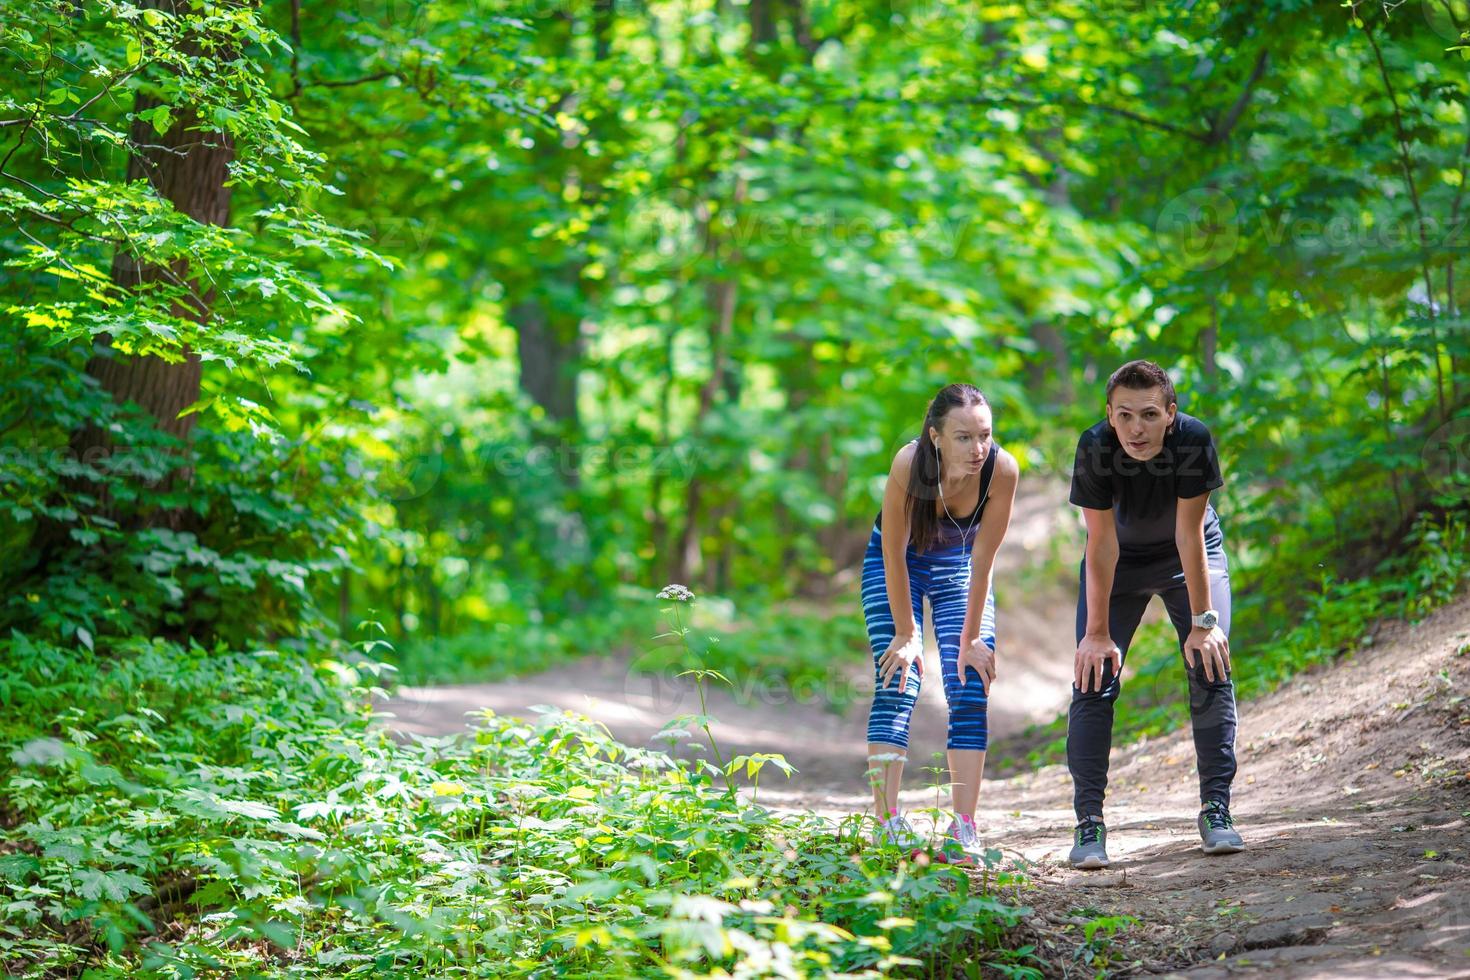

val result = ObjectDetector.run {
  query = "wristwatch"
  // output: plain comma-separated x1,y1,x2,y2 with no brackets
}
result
1191,610,1219,630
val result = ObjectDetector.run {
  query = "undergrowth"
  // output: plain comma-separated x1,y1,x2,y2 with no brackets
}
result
0,595,1040,978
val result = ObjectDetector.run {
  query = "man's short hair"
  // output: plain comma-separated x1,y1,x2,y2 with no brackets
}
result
1106,359,1176,410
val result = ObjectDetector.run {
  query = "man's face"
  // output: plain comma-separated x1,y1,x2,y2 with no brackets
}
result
1106,386,1176,461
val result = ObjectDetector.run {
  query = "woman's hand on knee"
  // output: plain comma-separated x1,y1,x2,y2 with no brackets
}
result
879,633,923,692
958,637,995,694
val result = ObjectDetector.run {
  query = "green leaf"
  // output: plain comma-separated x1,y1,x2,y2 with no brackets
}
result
148,105,173,135
215,797,279,820
11,737,68,767
69,528,100,547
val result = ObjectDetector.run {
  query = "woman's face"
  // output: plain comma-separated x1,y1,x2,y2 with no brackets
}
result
1107,386,1176,461
929,403,992,477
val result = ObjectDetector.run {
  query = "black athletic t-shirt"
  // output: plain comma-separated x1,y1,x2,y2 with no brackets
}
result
1069,412,1224,561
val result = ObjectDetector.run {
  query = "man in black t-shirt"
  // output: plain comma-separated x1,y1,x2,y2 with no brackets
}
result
1065,360,1244,869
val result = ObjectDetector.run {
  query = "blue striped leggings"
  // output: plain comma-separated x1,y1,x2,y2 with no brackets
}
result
862,524,996,752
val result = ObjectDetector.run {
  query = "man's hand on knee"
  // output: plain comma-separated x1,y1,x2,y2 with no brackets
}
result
1075,633,1121,693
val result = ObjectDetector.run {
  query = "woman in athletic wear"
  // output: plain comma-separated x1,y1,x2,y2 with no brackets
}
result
863,383,1019,866
1065,359,1245,869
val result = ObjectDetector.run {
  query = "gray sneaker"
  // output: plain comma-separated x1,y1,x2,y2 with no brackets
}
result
872,813,922,851
937,815,986,867
1069,815,1109,869
1198,800,1245,854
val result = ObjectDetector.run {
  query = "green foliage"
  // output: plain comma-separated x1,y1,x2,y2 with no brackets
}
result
1233,509,1470,697
0,626,1041,976
0,0,363,364
389,597,655,686
6,0,1470,972
0,340,363,650
283,0,1470,645
11,0,1466,647
1072,909,1139,973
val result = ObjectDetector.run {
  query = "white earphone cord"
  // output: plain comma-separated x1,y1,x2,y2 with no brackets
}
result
936,441,982,540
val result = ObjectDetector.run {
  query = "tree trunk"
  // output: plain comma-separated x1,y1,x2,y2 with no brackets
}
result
512,298,582,430
67,0,235,527
1025,320,1072,407
650,328,676,579
592,0,614,60
84,102,232,436
1201,298,1219,393
749,0,777,50
338,566,352,637
673,273,739,585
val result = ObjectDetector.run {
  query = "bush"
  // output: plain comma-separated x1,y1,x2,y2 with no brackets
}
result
0,619,1042,977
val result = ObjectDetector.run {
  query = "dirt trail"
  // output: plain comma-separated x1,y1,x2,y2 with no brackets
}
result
375,484,1470,976
379,598,1470,976
380,479,1080,786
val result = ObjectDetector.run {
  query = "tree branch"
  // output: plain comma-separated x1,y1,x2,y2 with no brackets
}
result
301,71,398,90
1360,2,1447,419
1206,47,1269,145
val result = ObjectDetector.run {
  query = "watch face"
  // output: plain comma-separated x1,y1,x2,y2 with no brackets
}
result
1200,611,1218,628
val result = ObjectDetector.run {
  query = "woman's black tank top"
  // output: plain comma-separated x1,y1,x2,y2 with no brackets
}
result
873,440,1001,549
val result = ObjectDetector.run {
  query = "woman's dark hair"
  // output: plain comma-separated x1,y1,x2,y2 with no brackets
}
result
906,383,988,555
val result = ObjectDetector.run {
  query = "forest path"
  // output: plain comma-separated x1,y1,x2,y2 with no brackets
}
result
381,479,1080,787
377,490,1470,976
380,597,1470,976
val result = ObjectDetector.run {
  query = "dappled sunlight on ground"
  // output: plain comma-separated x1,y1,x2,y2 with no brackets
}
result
384,593,1470,977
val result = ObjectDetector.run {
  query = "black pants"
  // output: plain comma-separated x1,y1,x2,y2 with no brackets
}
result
1067,551,1237,821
